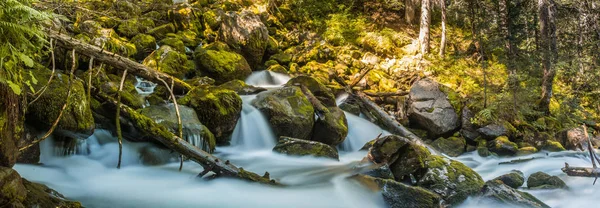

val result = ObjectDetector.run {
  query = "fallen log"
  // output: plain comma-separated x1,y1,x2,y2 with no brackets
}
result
46,30,192,93
363,90,409,97
562,163,600,177
92,87,277,185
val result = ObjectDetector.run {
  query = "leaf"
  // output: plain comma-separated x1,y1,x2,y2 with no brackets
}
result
28,70,37,85
7,80,21,95
18,53,34,67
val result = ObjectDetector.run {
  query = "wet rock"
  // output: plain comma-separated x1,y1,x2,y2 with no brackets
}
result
369,135,411,164
526,171,567,189
460,107,480,142
431,136,466,157
252,86,314,140
415,155,485,205
492,170,525,189
516,146,538,156
178,86,242,144
139,145,179,165
219,10,269,68
477,124,508,140
407,78,459,137
143,45,194,79
194,42,252,84
339,96,361,116
273,137,338,159
353,175,442,208
131,34,157,60
138,105,216,152
556,128,586,151
363,164,395,180
0,167,26,206
22,179,82,208
542,140,566,152
285,76,336,107
219,80,266,95
390,142,431,180
487,136,518,156
27,67,94,135
480,179,550,208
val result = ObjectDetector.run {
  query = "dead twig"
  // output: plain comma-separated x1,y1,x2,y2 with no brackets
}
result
115,69,128,169
29,39,56,106
156,76,184,171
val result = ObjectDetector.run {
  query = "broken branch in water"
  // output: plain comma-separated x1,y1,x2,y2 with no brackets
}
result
156,76,185,171
562,163,600,178
115,69,128,169
498,157,541,165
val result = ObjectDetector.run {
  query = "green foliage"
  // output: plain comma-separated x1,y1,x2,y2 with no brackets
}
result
323,13,366,46
0,0,50,95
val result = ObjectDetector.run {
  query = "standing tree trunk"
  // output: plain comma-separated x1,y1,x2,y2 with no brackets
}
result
419,0,431,54
538,0,558,114
499,0,519,114
0,82,23,168
405,0,420,24
439,0,447,57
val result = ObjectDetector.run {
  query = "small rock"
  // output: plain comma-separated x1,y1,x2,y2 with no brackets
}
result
477,124,508,140
273,137,338,160
492,170,525,189
543,140,566,152
487,136,518,156
431,136,466,157
527,171,567,189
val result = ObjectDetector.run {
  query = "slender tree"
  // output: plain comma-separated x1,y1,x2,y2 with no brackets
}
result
419,0,431,54
538,0,558,114
405,0,420,24
499,0,518,114
439,0,447,57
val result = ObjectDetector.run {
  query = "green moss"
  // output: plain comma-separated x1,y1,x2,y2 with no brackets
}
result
148,23,176,40
131,34,156,60
117,18,155,38
270,52,292,65
264,59,279,68
194,46,252,84
493,171,525,189
159,35,186,52
488,136,518,156
431,136,466,157
267,64,288,74
517,147,538,156
143,45,192,79
353,175,442,208
203,10,220,30
527,171,567,189
21,179,82,208
273,137,339,160
96,16,119,28
543,140,566,152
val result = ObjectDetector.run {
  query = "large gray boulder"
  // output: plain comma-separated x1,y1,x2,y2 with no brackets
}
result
407,78,459,136
477,124,508,140
252,86,314,140
219,10,269,69
556,127,586,151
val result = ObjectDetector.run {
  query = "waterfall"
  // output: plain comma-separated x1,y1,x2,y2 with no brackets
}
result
245,70,290,88
339,112,390,151
229,95,277,150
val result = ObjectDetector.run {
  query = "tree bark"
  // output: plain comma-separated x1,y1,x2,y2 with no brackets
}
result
92,88,277,184
405,0,420,24
439,0,447,57
46,30,192,93
419,0,431,54
538,0,558,114
499,0,519,114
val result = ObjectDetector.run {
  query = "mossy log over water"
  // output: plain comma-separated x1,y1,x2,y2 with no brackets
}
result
92,88,276,185
46,30,192,93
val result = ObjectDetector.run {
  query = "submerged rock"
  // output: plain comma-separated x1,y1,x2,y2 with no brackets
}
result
407,78,459,137
487,136,518,156
353,175,442,208
27,67,94,135
139,145,180,165
526,171,567,189
219,10,269,68
194,42,252,84
252,86,314,140
178,86,242,144
0,167,80,208
492,170,525,189
431,136,466,157
273,137,338,159
21,179,82,208
138,105,216,152
143,45,193,79
480,180,550,208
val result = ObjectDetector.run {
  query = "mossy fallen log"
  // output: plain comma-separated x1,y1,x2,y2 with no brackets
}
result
46,30,192,93
561,163,600,177
92,87,277,185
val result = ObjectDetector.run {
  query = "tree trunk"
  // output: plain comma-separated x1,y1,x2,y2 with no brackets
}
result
499,0,519,114
538,0,558,114
439,0,447,57
46,30,192,93
405,0,420,24
0,82,23,168
419,0,431,54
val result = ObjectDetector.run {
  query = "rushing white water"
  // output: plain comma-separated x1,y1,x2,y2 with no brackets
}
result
455,151,600,208
134,76,158,107
339,112,390,151
229,95,277,150
245,70,291,88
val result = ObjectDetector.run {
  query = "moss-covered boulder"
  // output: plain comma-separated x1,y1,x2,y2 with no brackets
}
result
270,52,293,65
21,179,82,208
352,175,442,208
168,3,203,32
158,35,186,53
543,140,566,152
131,34,157,60
178,86,242,144
143,45,193,79
117,18,155,38
477,124,508,140
219,10,269,68
194,43,252,84
203,9,221,30
480,180,550,208
219,80,266,95
92,69,144,109
517,146,538,155
492,170,525,189
487,136,518,156
148,23,176,40
415,155,485,205
251,86,314,140
431,136,466,157
368,135,411,164
526,171,567,189
389,142,432,181
78,20,137,57
285,75,336,106
0,167,26,206
138,105,216,152
339,96,361,116
27,68,94,134
273,137,339,160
